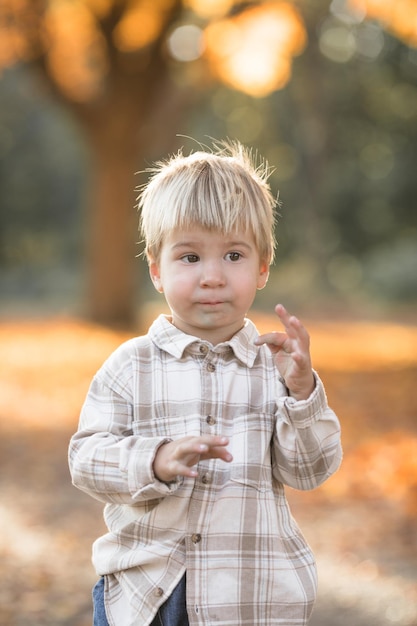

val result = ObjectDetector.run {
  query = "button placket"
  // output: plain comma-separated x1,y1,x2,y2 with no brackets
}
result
189,342,217,554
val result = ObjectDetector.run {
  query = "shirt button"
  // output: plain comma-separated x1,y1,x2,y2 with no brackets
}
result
199,344,209,354
154,587,164,597
201,472,211,485
191,533,202,544
206,415,216,426
207,363,216,372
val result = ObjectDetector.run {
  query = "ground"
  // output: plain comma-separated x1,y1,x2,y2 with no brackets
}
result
0,312,416,625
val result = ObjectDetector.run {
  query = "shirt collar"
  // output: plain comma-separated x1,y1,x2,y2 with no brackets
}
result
148,314,260,368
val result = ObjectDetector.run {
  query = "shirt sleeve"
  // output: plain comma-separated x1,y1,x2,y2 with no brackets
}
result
272,371,342,490
69,373,183,506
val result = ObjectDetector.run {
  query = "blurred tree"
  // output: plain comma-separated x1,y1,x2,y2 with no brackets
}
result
0,0,416,324
0,0,307,326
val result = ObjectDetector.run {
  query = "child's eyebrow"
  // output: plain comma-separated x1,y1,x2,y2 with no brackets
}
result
227,241,253,249
171,241,198,249
170,240,253,250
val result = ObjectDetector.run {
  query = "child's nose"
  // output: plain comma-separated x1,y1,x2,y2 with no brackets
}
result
200,260,226,287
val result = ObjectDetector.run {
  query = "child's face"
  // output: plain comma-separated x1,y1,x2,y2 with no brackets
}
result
149,226,269,344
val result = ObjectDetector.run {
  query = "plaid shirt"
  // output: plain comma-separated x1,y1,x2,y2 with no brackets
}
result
69,315,342,626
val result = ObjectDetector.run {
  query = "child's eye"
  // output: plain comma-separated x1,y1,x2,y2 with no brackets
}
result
182,254,199,263
227,252,242,262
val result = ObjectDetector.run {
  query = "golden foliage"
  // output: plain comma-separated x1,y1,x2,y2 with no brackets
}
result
0,0,308,99
183,0,234,19
322,431,417,512
0,312,416,622
350,0,417,47
254,312,417,371
0,0,41,67
0,318,131,428
113,0,176,52
0,311,416,525
1,0,416,104
83,0,113,18
204,2,307,97
42,1,108,101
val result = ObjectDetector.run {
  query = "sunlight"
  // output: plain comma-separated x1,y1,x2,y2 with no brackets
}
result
322,431,417,515
184,0,233,19
113,0,176,52
43,0,108,101
0,319,130,428
203,2,307,97
167,24,205,62
319,23,357,62
0,505,51,562
350,0,417,46
1,314,417,431
251,313,417,372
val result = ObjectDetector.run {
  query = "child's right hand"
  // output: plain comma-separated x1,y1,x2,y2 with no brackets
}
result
153,435,233,484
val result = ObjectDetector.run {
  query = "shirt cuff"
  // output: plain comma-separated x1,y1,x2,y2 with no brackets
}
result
128,437,184,500
277,371,329,427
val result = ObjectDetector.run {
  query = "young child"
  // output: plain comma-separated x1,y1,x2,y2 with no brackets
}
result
69,140,342,626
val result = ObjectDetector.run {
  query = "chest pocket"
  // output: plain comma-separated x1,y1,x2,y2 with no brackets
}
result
229,412,274,492
131,414,202,439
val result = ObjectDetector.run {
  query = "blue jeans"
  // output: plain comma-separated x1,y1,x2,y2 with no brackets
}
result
92,575,189,626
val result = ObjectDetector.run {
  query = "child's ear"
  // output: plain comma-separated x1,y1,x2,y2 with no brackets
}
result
257,261,269,290
148,258,164,293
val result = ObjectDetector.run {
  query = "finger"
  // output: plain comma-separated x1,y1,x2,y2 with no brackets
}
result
203,435,230,447
275,303,296,330
275,303,290,324
255,305,301,347
176,436,227,455
174,437,231,468
200,446,233,463
275,304,310,346
173,462,199,478
274,304,300,338
255,331,288,348
198,436,232,463
158,453,199,480
175,445,233,479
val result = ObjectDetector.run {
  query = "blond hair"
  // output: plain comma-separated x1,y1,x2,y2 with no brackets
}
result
137,139,277,263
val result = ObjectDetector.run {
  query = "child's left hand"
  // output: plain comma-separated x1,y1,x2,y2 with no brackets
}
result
255,304,315,401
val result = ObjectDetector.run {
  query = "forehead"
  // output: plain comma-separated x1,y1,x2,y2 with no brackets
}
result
162,226,258,249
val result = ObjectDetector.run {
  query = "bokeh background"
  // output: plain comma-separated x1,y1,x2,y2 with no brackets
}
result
0,1,416,624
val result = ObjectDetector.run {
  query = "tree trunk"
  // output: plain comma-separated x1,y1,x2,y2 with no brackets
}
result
80,78,195,328
86,136,139,328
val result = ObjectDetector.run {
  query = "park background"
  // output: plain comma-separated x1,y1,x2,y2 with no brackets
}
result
0,0,416,624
